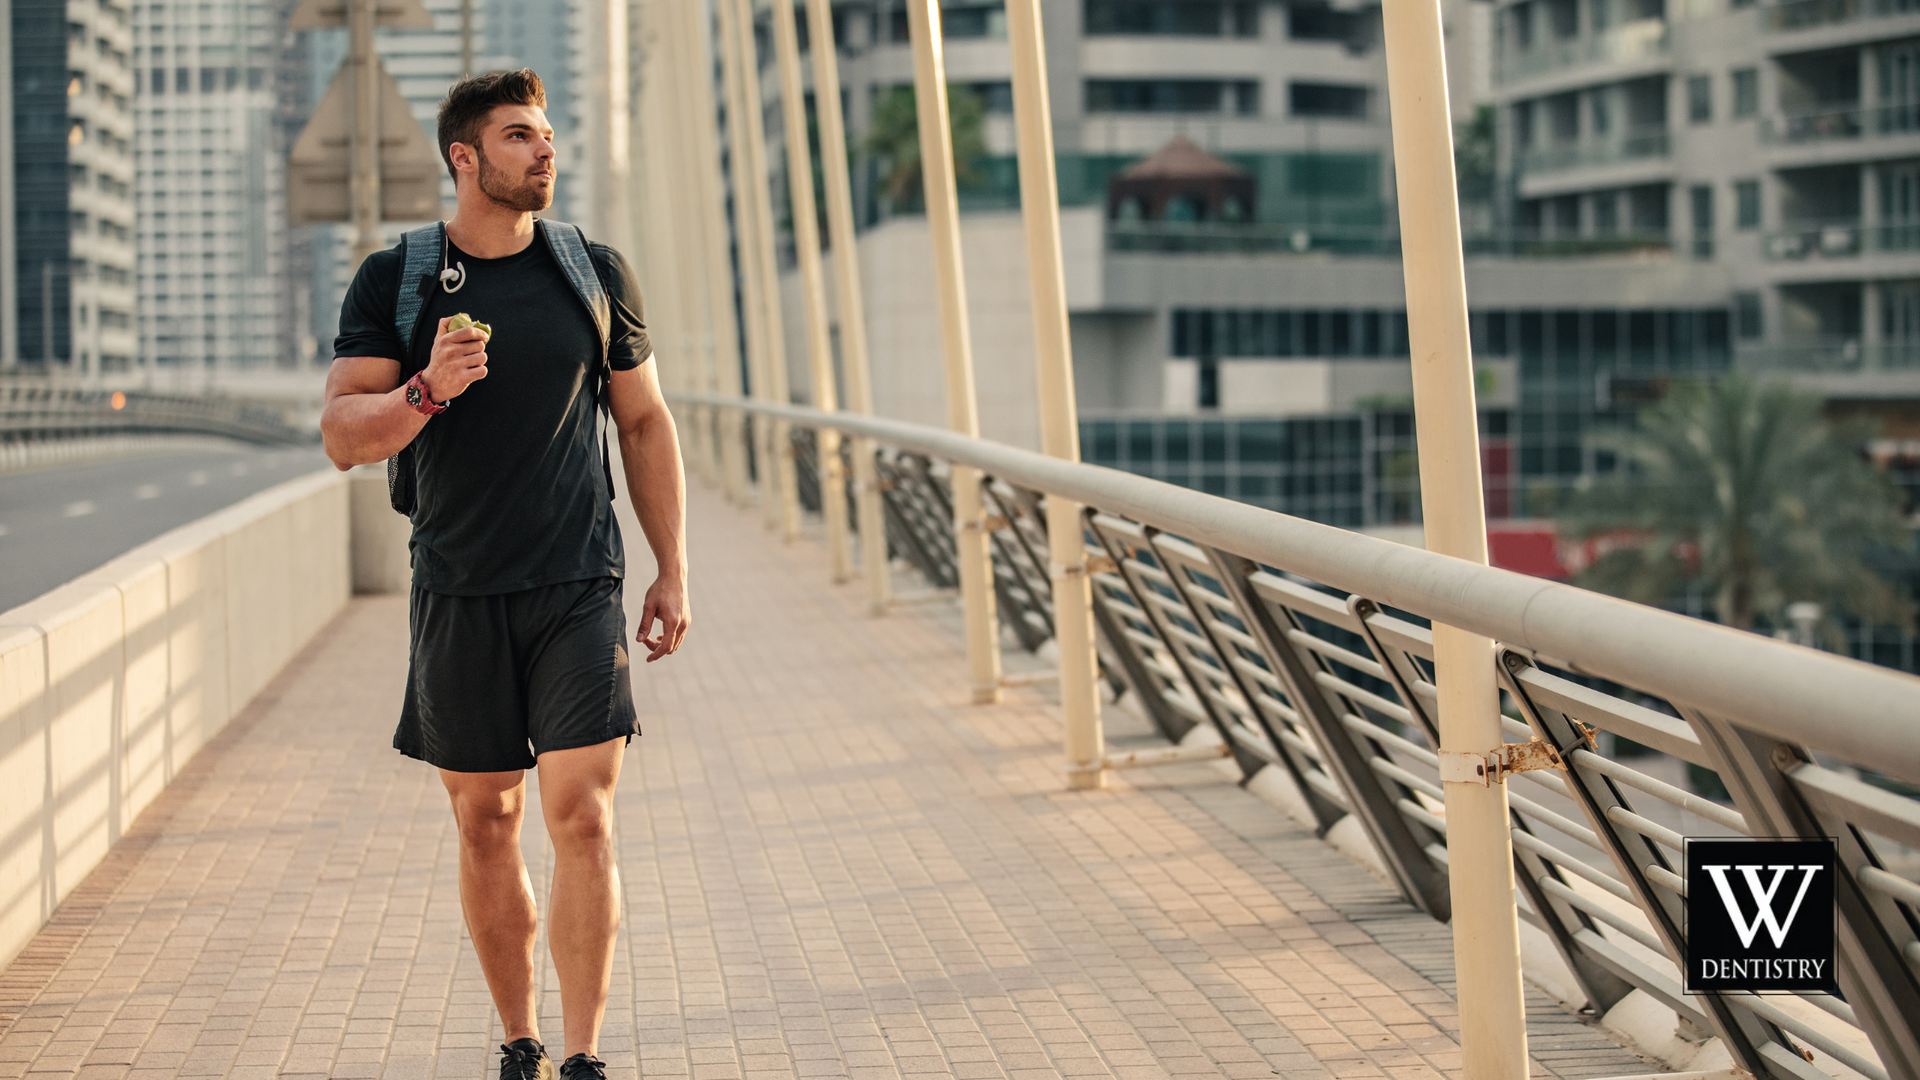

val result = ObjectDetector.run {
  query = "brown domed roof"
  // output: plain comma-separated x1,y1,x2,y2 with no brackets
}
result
1116,136,1249,181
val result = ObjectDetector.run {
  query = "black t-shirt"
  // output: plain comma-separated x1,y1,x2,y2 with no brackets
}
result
332,227,652,596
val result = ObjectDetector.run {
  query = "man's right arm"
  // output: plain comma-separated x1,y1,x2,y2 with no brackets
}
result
320,318,492,470
320,356,425,470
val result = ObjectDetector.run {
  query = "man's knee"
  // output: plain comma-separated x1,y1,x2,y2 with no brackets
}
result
546,794,614,853
445,778,525,853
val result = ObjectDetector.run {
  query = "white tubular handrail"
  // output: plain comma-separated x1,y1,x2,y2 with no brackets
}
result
675,393,1920,783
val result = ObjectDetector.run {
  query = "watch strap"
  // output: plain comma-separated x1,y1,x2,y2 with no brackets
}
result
406,372,448,416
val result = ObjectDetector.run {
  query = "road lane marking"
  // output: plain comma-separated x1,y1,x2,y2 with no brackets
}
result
135,484,160,500
0,524,9,537
64,501,96,518
187,471,208,486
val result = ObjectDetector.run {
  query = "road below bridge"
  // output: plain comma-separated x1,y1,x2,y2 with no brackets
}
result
0,442,332,612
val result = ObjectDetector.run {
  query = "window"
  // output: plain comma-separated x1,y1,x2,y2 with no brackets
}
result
1735,179,1760,228
942,2,1003,38
1736,292,1763,338
1086,79,1257,114
1289,3,1365,42
1690,184,1714,258
959,81,1013,112
1289,81,1368,119
1594,191,1620,233
1688,74,1712,123
1732,67,1758,118
1084,0,1256,35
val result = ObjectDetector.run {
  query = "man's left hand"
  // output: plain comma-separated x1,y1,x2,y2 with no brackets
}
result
638,574,690,662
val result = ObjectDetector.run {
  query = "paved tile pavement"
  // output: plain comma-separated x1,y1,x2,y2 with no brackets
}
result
0,486,1653,1079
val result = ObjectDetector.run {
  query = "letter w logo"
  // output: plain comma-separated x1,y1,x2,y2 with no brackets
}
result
1702,864,1825,949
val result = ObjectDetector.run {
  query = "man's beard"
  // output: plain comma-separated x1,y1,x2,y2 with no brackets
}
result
476,143,553,213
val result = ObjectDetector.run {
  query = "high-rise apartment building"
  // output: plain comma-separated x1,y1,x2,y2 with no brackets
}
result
1490,0,1920,396
6,0,136,372
761,0,1916,525
130,0,290,376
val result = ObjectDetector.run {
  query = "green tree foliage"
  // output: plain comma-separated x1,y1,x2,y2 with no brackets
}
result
1454,105,1495,201
865,84,989,205
1558,375,1914,638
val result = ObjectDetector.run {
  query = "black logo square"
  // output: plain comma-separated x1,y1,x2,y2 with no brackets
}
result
1685,837,1838,994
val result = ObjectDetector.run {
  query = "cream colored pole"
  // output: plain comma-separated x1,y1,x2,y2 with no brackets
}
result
681,0,750,503
1381,0,1527,1075
906,0,999,704
664,0,719,486
636,6,689,427
347,0,382,266
804,0,889,613
715,0,775,515
726,0,801,540
1004,0,1102,788
770,0,851,578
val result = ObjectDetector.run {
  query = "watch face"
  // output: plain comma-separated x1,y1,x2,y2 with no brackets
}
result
407,383,423,408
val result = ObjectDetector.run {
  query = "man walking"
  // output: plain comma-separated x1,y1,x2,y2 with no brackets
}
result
321,70,686,1080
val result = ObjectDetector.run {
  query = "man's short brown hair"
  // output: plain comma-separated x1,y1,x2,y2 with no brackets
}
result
437,69,547,181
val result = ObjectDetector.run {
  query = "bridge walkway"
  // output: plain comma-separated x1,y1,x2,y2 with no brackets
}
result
0,485,1649,1080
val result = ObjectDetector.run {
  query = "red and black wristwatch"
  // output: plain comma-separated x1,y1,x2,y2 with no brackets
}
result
404,372,447,416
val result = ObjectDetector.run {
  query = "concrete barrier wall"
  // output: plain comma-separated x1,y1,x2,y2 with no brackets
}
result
0,468,352,970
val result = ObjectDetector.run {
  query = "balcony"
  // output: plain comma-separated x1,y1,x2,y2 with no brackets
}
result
1762,219,1920,258
1765,0,1920,31
1495,19,1669,85
1764,100,1920,142
1101,221,1673,257
1106,220,1395,255
1517,126,1670,174
1739,337,1920,369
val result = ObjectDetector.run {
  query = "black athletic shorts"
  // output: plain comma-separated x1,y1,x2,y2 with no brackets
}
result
395,576,640,773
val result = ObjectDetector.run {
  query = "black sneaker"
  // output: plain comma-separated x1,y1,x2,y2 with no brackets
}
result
499,1038,554,1080
560,1053,608,1079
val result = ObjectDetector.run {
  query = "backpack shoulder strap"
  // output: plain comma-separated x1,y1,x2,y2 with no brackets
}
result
536,218,611,359
395,222,445,360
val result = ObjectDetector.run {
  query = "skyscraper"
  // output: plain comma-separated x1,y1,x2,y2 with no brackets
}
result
131,0,290,378
7,0,136,373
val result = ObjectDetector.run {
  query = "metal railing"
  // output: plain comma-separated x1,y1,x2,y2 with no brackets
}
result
1518,127,1670,174
1766,0,1920,31
685,393,1920,1080
1763,220,1920,260
1496,19,1670,84
1764,101,1920,143
1739,339,1920,372
1103,221,1675,258
0,378,305,445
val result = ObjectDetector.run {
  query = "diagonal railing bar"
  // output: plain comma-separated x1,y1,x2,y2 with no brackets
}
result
1345,605,1635,1012
1686,709,1920,1080
873,452,959,589
1087,515,1267,776
678,394,1920,1080
1082,519,1206,745
1154,536,1349,831
1224,559,1454,915
978,481,1055,653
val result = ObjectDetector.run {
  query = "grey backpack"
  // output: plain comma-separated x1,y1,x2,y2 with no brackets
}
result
386,219,615,515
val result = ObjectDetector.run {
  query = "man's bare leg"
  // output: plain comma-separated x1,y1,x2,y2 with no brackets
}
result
442,769,541,1046
536,739,625,1060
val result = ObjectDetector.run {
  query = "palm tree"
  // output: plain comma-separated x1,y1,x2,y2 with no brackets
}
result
1558,374,1914,640
865,84,988,206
